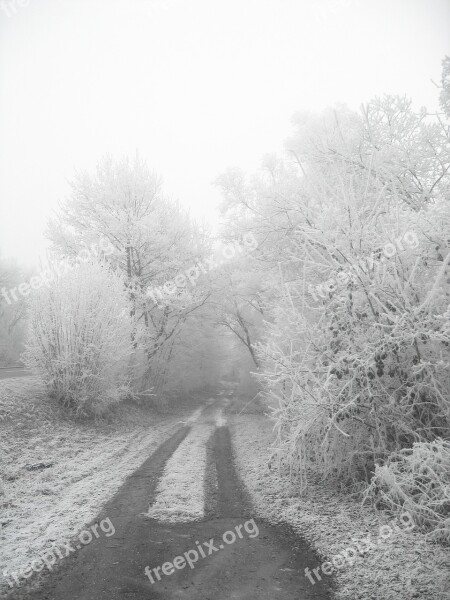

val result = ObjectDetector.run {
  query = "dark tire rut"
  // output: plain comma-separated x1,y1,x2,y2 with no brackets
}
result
8,401,334,600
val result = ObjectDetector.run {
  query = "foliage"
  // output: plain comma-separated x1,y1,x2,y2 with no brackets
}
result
363,439,450,544
259,177,450,489
217,64,450,506
0,257,28,366
46,154,214,399
439,55,450,119
23,261,137,415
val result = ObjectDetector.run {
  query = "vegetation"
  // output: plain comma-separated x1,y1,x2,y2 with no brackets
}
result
1,57,449,541
216,58,450,541
23,261,136,415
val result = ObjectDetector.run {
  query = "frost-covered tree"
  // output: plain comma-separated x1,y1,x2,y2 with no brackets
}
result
47,154,213,397
217,88,450,495
0,257,28,366
439,55,450,119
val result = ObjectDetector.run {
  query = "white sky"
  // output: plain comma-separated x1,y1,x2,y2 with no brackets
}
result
0,0,449,266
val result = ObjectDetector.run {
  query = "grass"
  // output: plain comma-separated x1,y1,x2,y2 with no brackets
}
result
230,412,450,600
0,377,192,596
145,413,214,523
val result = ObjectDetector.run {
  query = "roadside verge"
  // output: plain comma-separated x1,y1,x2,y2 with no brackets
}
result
230,412,450,600
0,377,196,596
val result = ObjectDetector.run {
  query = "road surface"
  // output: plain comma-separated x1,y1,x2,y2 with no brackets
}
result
0,367,31,380
8,400,333,600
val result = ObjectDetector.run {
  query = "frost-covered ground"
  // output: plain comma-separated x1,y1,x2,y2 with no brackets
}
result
145,405,215,523
3,381,448,600
0,377,192,596
231,412,450,600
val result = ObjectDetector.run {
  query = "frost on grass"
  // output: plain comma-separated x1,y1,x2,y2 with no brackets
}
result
0,378,189,595
215,408,227,427
145,420,214,523
363,439,450,544
230,413,450,600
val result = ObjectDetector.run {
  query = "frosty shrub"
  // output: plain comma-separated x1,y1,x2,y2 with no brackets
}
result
23,261,136,415
363,439,450,544
241,93,450,493
214,84,450,553
260,181,450,490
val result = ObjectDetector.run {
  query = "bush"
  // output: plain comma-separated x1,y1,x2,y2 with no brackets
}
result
255,95,450,490
23,261,137,416
260,184,450,490
363,439,450,544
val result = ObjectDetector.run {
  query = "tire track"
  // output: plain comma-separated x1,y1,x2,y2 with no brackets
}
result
10,399,334,600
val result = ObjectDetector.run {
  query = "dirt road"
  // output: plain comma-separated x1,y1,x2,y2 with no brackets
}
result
0,367,31,380
9,400,333,600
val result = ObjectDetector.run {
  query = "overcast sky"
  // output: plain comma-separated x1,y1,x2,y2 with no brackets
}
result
0,0,449,266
